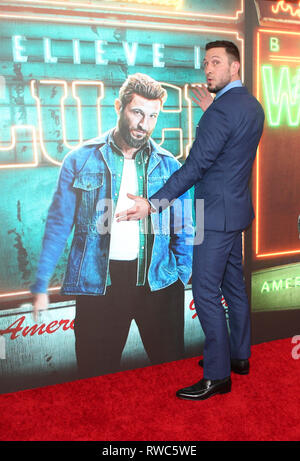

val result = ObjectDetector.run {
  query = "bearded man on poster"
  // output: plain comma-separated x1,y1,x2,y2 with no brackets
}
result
31,73,194,378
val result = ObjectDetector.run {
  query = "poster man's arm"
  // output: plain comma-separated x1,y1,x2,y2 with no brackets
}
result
31,160,77,319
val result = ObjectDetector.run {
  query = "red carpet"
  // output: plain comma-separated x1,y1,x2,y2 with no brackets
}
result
0,337,299,442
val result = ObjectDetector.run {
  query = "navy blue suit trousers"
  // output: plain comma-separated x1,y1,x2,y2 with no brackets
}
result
150,86,264,380
192,230,251,380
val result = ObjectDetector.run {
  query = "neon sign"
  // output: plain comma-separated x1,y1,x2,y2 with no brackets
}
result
0,25,244,169
261,276,300,294
0,80,204,166
254,0,300,26
30,79,105,165
109,0,183,7
0,125,39,169
251,262,300,312
261,66,300,127
254,29,300,260
272,0,300,18
5,0,244,22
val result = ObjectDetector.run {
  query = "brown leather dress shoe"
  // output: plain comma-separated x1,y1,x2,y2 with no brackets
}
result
176,377,231,401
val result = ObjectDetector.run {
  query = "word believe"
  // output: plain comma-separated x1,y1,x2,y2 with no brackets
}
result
12,36,203,69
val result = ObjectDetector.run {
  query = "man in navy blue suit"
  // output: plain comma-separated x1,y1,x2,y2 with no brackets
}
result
117,41,265,400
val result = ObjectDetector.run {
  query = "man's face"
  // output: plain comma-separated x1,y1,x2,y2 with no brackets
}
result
117,94,161,149
203,47,237,94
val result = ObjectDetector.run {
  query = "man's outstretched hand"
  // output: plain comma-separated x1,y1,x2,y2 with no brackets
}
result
191,84,214,112
116,193,152,222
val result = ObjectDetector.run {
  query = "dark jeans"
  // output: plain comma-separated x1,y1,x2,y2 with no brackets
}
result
74,260,184,378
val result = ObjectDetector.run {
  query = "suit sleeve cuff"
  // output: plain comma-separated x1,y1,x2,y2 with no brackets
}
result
148,199,157,213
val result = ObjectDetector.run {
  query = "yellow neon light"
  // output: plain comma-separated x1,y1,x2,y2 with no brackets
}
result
40,79,76,152
0,125,39,169
159,128,184,160
160,83,182,114
255,147,260,256
0,287,60,298
32,79,186,163
269,56,300,63
184,83,203,159
272,1,300,18
257,250,300,258
6,0,244,21
256,28,300,37
255,31,260,255
110,0,182,8
31,79,104,165
158,83,184,159
0,12,245,38
31,79,65,166
255,29,300,259
71,81,104,142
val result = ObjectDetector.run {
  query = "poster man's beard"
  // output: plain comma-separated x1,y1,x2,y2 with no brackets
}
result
119,121,150,149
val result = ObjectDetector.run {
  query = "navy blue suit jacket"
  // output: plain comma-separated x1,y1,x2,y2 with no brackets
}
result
151,86,265,232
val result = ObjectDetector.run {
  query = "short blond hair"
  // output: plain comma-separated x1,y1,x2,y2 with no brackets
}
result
119,73,167,109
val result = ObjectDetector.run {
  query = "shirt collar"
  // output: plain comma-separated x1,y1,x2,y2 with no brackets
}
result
215,79,243,100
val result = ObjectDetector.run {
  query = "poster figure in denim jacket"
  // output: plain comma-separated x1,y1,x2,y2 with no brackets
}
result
31,73,194,378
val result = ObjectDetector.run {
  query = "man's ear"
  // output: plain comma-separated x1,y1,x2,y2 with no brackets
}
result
115,98,122,115
231,61,240,77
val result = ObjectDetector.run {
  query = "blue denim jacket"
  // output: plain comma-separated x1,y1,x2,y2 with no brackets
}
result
30,131,194,295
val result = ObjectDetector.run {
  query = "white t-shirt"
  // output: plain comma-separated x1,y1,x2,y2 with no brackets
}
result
109,158,140,260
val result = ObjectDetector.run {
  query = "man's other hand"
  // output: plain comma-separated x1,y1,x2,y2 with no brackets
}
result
116,193,151,221
33,293,49,321
191,84,214,112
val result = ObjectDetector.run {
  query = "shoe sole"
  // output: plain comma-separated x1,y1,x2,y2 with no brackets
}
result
176,383,231,401
232,369,249,375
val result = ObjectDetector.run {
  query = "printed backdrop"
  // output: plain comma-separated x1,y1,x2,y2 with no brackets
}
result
0,0,299,394
0,0,243,393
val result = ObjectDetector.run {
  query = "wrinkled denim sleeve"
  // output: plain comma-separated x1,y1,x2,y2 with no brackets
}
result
30,161,77,293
